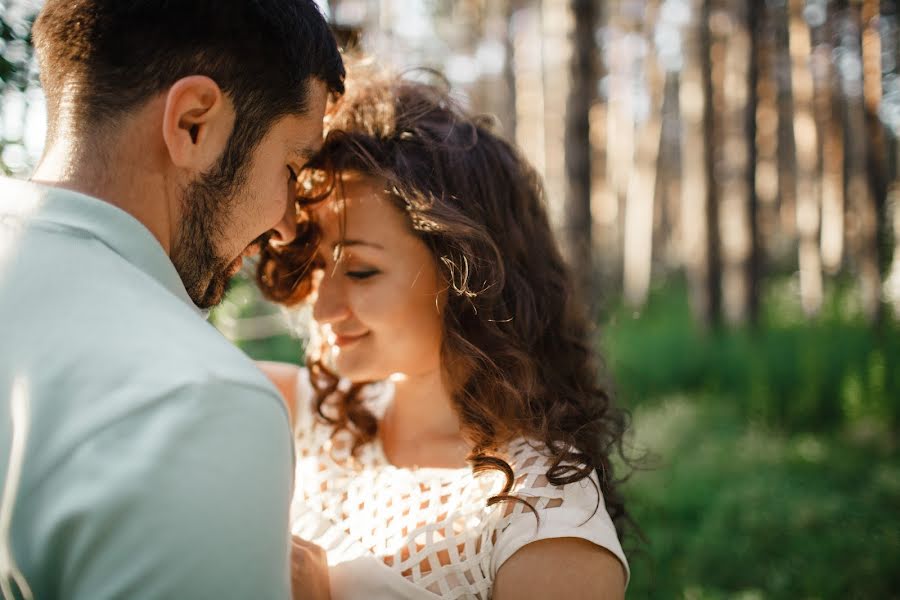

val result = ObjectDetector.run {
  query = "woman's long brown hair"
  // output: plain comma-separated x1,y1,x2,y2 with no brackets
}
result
257,67,636,539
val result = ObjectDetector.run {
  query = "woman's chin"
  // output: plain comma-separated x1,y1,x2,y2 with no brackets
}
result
333,357,384,383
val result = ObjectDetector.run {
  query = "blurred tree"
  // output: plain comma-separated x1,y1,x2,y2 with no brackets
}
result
716,0,760,325
775,0,799,262
701,0,723,327
746,0,762,325
679,0,717,327
565,0,597,305
790,0,825,316
839,0,886,322
818,0,847,278
0,2,37,175
623,0,663,309
859,0,889,322
0,7,31,91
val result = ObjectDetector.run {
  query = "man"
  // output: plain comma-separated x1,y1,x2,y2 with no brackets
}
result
0,2,343,598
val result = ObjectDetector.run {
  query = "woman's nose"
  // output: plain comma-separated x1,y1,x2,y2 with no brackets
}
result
312,268,351,324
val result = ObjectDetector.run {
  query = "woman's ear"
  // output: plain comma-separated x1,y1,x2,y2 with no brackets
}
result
161,75,235,172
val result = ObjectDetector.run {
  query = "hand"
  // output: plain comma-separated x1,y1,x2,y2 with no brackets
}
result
290,536,331,600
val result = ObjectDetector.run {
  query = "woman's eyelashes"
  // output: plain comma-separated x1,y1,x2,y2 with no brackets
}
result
345,268,381,280
314,255,381,281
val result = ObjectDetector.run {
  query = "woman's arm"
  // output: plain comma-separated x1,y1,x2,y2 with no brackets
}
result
256,361,301,430
492,538,626,600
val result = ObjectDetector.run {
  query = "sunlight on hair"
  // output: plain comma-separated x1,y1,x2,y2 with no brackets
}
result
0,377,34,600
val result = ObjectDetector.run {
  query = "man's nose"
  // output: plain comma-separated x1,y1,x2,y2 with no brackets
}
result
271,197,298,245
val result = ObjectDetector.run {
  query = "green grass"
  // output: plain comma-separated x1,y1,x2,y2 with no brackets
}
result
623,397,900,599
602,280,900,432
599,281,899,597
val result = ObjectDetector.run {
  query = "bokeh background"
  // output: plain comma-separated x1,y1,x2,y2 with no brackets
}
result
2,0,899,597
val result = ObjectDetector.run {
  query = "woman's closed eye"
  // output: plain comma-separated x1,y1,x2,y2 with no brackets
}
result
345,268,381,280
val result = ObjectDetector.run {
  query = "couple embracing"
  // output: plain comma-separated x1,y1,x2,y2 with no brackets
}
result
0,2,630,599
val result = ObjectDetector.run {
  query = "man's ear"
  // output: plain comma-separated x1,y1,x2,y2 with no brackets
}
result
161,75,234,171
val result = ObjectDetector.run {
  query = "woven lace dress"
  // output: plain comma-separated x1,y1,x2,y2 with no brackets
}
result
289,371,629,600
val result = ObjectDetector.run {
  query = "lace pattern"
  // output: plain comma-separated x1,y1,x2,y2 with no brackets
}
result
290,375,627,599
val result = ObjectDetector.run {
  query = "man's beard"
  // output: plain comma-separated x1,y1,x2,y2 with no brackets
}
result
170,116,271,309
170,151,256,310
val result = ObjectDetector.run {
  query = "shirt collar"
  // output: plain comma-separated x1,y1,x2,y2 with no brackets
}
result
0,177,207,318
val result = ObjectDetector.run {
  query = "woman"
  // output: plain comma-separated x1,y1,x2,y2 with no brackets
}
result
257,69,633,600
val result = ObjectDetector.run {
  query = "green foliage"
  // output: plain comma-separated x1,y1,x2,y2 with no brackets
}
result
0,8,36,92
236,334,304,365
209,274,305,365
603,280,900,432
623,398,900,599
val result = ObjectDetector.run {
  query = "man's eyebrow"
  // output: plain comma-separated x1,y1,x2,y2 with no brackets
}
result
292,144,318,161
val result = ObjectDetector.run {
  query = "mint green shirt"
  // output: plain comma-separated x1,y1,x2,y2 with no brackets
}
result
0,178,294,598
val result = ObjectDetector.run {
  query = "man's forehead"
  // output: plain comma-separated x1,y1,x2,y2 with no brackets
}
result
282,116,323,159
282,79,328,156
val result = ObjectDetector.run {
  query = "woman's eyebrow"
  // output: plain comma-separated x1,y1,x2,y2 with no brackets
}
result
333,239,385,250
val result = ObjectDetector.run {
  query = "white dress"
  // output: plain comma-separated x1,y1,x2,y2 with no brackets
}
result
290,372,629,600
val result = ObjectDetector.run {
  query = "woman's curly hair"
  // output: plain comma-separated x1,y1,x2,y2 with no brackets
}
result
257,66,636,540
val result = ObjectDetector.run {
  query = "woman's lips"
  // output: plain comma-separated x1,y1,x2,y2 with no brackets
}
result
333,332,368,347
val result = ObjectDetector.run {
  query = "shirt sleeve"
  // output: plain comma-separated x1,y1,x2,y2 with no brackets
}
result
488,448,630,587
39,380,295,599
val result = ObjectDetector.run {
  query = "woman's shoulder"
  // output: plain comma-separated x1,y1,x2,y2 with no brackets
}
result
250,362,331,436
501,437,600,503
488,437,629,584
255,361,305,427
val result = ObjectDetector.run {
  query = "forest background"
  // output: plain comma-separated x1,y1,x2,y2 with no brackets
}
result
2,0,899,597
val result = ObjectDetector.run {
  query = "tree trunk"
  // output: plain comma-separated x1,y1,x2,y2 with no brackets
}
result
512,2,546,179
680,0,715,326
541,0,570,234
718,0,758,325
623,0,663,309
883,0,900,314
775,1,799,262
701,0,723,327
502,0,518,142
746,0,762,325
754,0,781,279
789,0,824,316
818,2,846,276
606,7,635,281
564,0,597,306
860,0,888,322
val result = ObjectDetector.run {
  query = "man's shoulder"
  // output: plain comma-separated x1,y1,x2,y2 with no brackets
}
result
15,376,295,600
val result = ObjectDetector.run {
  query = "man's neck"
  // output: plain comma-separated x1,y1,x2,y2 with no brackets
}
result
31,139,176,255
32,142,112,200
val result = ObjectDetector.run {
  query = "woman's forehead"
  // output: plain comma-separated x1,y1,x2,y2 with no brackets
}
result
312,179,406,244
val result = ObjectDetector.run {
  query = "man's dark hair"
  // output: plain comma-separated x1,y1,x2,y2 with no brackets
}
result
33,0,345,149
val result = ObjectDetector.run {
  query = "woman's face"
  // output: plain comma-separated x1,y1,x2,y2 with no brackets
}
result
309,174,445,382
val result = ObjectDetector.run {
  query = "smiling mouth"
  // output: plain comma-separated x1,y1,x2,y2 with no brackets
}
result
333,332,369,347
